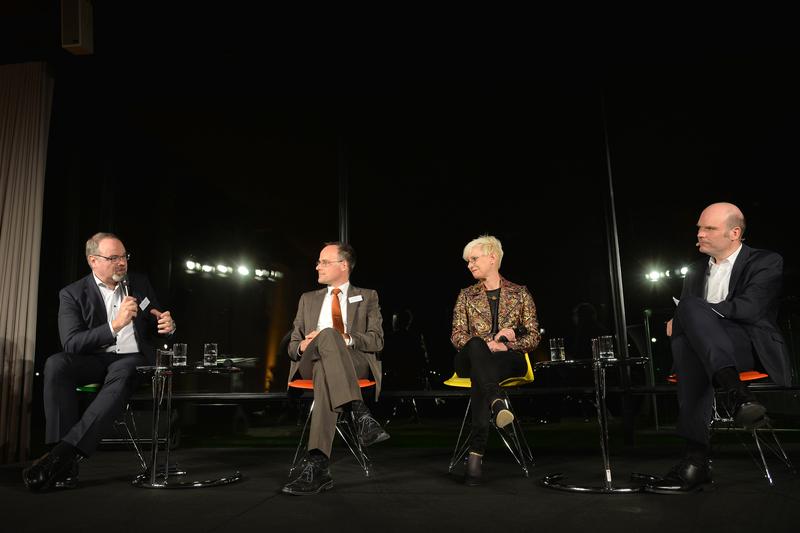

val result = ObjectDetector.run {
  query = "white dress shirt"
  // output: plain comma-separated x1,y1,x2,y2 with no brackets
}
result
705,244,742,304
95,275,140,354
318,282,351,341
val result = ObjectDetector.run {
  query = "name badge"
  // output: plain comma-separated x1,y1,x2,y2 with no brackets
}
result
139,297,150,311
348,295,363,303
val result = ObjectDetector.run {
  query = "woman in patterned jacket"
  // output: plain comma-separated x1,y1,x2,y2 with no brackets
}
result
450,235,540,486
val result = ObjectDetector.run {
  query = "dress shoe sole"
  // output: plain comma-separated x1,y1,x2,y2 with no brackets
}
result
464,476,482,487
281,479,334,496
734,402,767,429
361,431,390,447
495,409,514,429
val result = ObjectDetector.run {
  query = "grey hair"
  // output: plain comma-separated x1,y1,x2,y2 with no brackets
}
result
86,232,121,258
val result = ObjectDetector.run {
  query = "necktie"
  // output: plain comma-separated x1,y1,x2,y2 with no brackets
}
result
331,288,345,334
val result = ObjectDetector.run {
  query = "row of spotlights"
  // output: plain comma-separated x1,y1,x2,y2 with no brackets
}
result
184,260,283,281
645,266,689,282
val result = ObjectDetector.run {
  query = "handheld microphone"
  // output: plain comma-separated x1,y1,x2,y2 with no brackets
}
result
121,275,130,297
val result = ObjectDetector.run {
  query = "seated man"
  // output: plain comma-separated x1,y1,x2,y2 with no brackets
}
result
23,232,176,492
647,202,791,493
282,241,389,496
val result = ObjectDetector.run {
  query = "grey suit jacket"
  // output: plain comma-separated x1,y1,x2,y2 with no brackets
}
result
287,285,385,398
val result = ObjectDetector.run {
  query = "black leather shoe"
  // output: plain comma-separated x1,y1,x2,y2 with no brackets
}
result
644,458,713,494
22,452,75,492
357,415,391,447
282,457,333,496
53,458,80,489
464,453,482,486
491,399,514,429
728,389,767,429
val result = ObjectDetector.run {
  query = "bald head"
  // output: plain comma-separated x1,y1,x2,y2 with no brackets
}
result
696,202,746,261
703,202,746,236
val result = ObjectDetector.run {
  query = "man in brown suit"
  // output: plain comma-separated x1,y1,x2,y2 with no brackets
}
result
282,242,388,495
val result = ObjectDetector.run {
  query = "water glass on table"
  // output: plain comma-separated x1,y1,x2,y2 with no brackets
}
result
549,337,565,361
156,349,172,370
172,343,188,367
203,343,218,367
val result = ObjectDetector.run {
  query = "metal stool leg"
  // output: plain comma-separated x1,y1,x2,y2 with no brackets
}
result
448,398,473,473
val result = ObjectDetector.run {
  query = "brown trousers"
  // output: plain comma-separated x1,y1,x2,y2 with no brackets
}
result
297,328,369,456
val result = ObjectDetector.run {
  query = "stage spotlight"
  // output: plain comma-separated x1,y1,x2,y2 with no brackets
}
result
201,264,214,273
680,266,689,276
237,266,249,276
186,260,196,270
216,265,230,275
651,337,657,343
646,270,661,282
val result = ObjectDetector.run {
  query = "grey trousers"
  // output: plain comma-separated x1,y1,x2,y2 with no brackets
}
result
297,328,369,456
43,351,146,456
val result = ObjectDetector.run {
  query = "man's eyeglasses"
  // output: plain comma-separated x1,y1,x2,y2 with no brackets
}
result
92,253,131,264
316,259,344,267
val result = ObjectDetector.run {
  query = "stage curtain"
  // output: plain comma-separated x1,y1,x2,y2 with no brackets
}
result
0,62,53,463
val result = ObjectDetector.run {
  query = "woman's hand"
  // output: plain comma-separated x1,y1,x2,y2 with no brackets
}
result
494,328,516,343
487,340,509,352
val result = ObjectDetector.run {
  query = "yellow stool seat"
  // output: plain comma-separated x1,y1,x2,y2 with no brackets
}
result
444,352,534,388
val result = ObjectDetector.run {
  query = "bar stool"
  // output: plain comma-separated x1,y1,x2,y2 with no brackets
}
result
287,378,377,477
667,371,795,485
443,352,535,477
76,383,147,471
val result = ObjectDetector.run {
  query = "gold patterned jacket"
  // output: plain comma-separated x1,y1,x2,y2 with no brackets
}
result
450,277,541,353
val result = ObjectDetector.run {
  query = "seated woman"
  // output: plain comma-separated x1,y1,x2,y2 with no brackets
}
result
450,235,540,486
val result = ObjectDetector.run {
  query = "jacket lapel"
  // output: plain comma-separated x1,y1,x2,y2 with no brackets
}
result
726,244,750,299
346,285,360,333
466,283,491,325
83,274,108,323
307,288,326,331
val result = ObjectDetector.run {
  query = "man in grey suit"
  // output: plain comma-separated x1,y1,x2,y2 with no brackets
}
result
282,242,389,495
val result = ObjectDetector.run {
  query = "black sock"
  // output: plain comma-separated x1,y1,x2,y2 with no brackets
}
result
51,441,78,462
683,439,710,464
308,449,329,466
713,366,741,392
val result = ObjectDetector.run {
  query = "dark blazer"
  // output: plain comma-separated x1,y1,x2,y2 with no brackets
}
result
57,272,165,365
287,285,385,398
450,277,541,353
679,244,791,387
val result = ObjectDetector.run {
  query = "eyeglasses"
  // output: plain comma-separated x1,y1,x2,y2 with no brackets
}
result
316,259,344,267
92,253,131,263
465,255,487,265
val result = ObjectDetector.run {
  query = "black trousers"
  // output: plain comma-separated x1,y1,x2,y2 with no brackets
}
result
43,351,146,456
454,337,526,453
671,296,755,444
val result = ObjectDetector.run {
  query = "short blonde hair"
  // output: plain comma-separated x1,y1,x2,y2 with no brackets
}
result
462,235,504,268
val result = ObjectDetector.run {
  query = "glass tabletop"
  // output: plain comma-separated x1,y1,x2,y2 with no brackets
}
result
136,364,242,375
534,356,649,369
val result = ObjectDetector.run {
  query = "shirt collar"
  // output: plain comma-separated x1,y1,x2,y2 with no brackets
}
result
93,273,119,291
708,243,743,268
328,281,350,296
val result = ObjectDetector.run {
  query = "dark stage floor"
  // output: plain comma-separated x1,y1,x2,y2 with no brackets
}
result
3,418,799,533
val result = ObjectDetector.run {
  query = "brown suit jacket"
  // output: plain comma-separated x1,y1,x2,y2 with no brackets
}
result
451,277,541,353
287,285,385,398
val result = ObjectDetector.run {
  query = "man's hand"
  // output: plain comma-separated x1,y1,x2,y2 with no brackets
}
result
666,319,673,337
111,296,138,333
494,328,516,343
487,340,508,352
153,309,176,335
299,330,319,353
